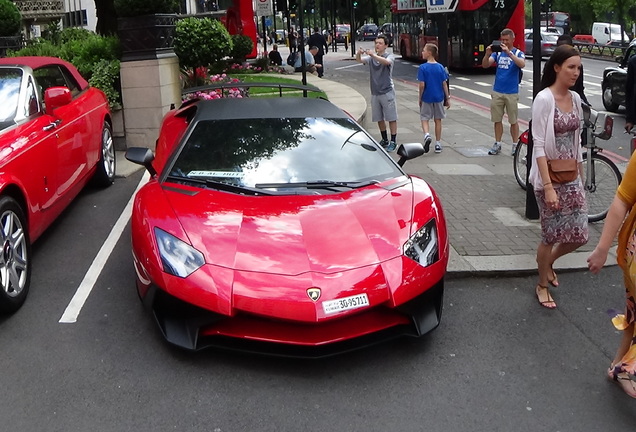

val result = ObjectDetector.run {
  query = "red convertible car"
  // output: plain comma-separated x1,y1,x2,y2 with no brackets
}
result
126,84,448,357
0,57,115,313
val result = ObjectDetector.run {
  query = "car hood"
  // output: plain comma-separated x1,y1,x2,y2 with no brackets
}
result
163,182,429,275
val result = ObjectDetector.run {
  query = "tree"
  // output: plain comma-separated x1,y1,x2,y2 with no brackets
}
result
95,0,118,35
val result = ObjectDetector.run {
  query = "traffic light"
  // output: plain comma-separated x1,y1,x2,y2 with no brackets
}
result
276,0,287,13
289,0,297,11
307,0,315,10
353,0,358,7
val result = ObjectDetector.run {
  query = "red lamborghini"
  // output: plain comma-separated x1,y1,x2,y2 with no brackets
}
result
126,85,448,357
0,57,114,314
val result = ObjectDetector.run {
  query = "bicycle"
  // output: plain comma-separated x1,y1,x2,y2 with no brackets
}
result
512,104,622,222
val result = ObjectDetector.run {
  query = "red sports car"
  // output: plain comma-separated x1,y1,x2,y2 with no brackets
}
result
0,57,115,313
126,86,448,357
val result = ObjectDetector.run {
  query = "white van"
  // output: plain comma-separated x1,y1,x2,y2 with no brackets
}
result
592,22,629,44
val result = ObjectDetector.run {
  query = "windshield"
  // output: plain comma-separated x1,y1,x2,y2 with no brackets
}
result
0,69,22,131
167,117,403,193
337,25,349,33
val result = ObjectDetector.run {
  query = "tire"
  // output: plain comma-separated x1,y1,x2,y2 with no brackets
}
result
0,196,31,314
513,140,528,190
602,85,620,112
582,152,622,222
92,122,116,187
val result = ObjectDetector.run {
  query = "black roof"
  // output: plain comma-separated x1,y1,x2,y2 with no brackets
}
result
192,97,349,121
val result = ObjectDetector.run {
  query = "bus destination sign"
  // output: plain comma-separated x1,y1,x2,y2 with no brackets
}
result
426,0,458,13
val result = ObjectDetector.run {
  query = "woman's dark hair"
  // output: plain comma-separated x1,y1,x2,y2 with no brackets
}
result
540,44,580,90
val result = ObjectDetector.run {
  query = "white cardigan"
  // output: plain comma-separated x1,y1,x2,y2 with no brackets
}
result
529,88,583,190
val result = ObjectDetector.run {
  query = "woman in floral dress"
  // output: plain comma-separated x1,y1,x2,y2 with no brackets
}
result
528,45,587,309
588,153,636,398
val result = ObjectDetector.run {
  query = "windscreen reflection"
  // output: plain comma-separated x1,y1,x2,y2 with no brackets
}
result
0,69,22,129
169,117,402,189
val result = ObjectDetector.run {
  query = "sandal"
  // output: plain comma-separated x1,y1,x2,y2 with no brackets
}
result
611,370,636,399
548,268,559,287
536,284,557,309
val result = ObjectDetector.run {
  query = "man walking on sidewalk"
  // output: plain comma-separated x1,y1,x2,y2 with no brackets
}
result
482,28,525,155
356,34,398,152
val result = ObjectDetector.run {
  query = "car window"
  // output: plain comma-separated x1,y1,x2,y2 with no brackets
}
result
0,68,22,129
544,34,559,43
34,65,80,96
168,117,402,191
24,77,40,117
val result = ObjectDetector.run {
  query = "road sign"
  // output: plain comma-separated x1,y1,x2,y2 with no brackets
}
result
256,0,273,16
427,0,458,14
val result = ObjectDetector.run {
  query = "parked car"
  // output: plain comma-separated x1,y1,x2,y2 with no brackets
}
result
524,30,559,57
334,24,350,45
125,83,448,357
0,56,115,313
601,40,636,112
356,24,378,41
379,23,395,46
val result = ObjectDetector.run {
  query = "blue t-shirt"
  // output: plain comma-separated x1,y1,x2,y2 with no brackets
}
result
491,48,524,94
417,62,448,103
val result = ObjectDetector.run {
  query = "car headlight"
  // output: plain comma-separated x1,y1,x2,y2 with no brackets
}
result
404,219,439,267
154,228,205,278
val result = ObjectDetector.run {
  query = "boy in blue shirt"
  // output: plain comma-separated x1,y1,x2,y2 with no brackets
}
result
481,28,525,155
417,43,450,153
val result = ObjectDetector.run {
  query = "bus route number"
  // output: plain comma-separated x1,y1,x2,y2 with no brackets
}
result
494,0,505,8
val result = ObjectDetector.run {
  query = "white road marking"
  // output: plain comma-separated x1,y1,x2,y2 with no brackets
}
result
450,84,531,109
334,63,363,70
59,171,150,323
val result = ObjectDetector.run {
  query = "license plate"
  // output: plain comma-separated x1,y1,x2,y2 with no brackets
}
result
322,293,369,315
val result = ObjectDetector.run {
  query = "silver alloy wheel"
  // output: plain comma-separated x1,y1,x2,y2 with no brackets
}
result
0,209,28,297
102,125,115,179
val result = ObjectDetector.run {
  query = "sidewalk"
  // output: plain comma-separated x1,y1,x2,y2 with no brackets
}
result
116,44,618,276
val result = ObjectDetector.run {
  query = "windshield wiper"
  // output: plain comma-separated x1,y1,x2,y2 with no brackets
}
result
255,180,377,191
165,175,272,195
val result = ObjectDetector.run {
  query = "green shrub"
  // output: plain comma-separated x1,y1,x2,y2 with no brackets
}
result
175,17,232,71
0,0,20,37
9,32,122,111
230,34,254,62
89,59,122,110
114,0,179,17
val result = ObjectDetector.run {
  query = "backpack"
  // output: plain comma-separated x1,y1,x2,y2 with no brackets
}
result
286,52,297,66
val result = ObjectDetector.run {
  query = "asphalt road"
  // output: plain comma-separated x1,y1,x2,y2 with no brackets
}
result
2,55,636,430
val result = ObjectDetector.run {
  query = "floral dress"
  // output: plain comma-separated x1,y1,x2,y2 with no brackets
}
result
534,106,588,245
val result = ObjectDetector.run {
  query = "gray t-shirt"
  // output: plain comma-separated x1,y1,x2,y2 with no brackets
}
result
362,52,395,96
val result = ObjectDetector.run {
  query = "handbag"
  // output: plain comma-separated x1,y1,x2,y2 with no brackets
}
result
547,158,578,183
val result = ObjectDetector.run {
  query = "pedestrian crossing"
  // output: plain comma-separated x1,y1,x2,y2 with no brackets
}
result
402,59,605,111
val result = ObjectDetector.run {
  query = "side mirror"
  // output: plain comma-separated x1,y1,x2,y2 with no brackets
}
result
125,147,157,176
396,142,425,167
596,114,613,140
44,86,72,112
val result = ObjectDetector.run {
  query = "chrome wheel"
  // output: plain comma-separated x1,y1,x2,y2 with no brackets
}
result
0,197,30,313
92,122,116,187
602,86,619,112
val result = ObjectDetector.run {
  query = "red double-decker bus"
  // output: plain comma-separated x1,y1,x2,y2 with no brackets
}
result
391,0,525,68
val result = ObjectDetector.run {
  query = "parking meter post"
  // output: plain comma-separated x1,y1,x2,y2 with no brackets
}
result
525,125,540,220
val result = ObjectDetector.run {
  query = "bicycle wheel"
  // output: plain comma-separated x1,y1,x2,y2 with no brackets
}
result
513,140,528,190
582,152,622,222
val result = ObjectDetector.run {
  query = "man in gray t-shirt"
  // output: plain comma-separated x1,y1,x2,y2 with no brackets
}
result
356,34,398,152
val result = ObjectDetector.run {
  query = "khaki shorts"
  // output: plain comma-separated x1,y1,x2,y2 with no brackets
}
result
490,91,519,124
371,90,398,123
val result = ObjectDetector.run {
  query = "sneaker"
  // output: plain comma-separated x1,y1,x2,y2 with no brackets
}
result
424,134,432,153
434,142,442,153
386,140,397,152
379,139,389,148
488,142,502,155
511,142,518,155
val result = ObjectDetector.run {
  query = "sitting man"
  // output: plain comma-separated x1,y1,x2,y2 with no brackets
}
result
294,46,321,75
268,44,283,66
